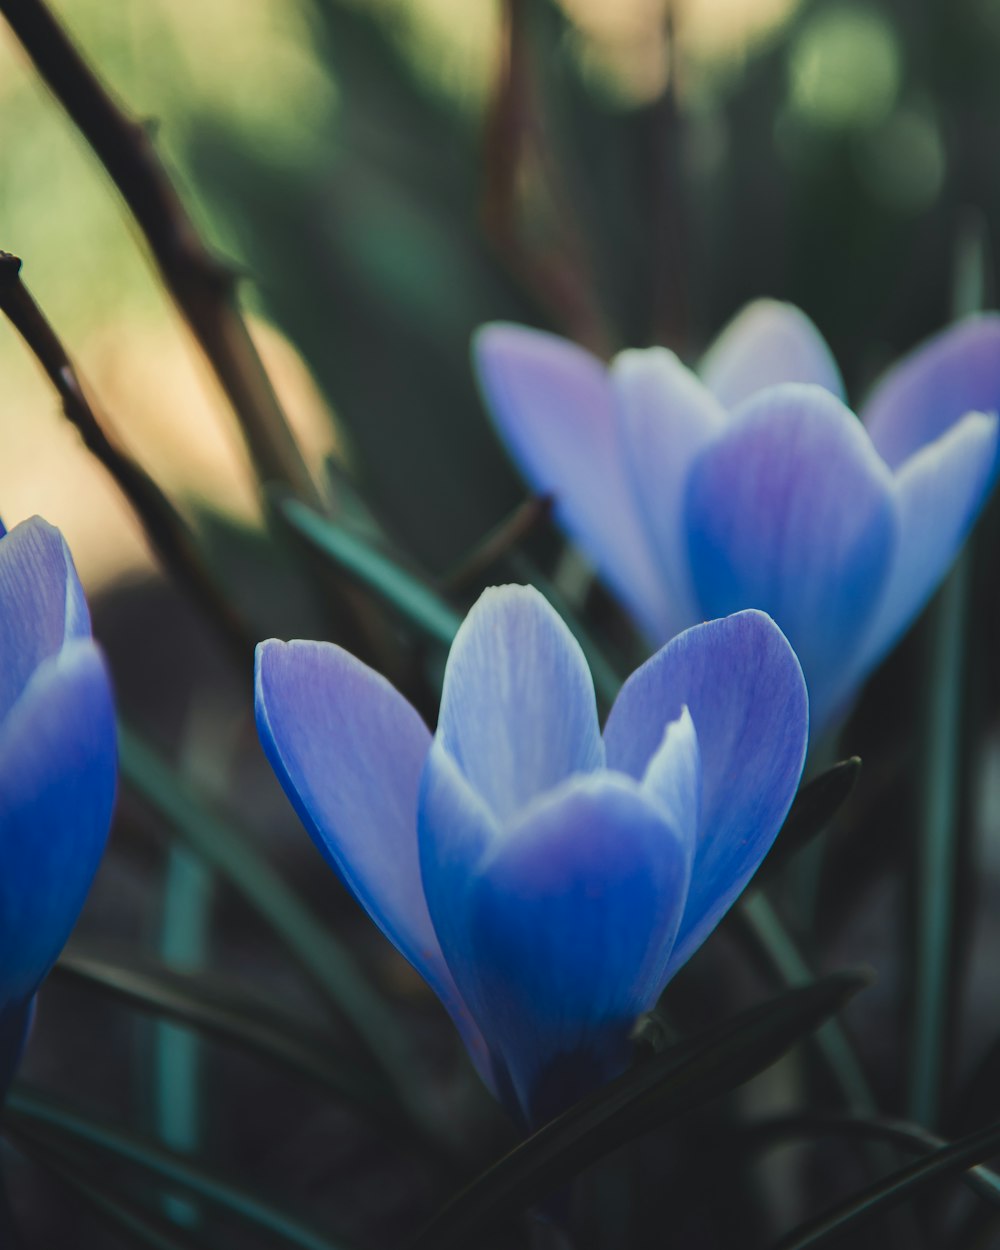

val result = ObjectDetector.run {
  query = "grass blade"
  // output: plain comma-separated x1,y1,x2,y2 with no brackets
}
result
409,971,870,1250
7,1128,213,1250
6,1092,356,1250
772,1117,1000,1249
118,724,442,1146
736,893,875,1111
758,759,862,885
909,556,968,1126
282,498,461,646
53,947,385,1113
746,1111,1000,1207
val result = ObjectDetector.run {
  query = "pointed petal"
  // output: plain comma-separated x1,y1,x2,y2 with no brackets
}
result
612,348,726,635
473,323,673,639
254,640,487,1069
0,517,90,719
684,384,897,730
436,586,603,822
0,641,116,1006
699,299,844,410
861,313,1000,470
640,705,701,862
853,411,1000,680
456,773,691,1124
417,737,503,1087
604,611,807,973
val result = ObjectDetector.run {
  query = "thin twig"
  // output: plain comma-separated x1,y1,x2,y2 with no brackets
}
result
0,252,250,658
439,495,551,591
0,0,320,508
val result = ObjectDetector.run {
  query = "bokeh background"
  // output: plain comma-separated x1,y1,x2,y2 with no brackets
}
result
3,1,1000,1247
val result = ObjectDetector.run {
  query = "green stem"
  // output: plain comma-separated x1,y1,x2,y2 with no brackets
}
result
739,893,874,1111
6,1095,354,1250
118,723,445,1148
155,845,212,1227
908,556,968,1126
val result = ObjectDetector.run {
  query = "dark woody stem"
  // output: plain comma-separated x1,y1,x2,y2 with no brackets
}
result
0,0,321,510
0,252,251,659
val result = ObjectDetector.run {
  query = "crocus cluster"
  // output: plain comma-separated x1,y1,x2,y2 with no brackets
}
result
256,587,807,1125
0,517,117,1094
475,301,1000,734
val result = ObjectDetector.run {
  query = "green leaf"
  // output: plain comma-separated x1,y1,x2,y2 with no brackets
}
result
7,1128,214,1250
772,1117,1000,1249
409,971,871,1250
758,758,862,884
735,893,875,1112
53,946,387,1114
6,1092,356,1250
281,497,461,646
117,723,445,1150
746,1111,1000,1207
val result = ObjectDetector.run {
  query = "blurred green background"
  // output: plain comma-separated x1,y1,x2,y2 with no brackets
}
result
5,0,997,591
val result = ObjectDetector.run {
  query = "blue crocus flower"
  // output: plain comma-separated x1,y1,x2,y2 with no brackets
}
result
474,301,1000,735
256,587,807,1126
0,517,117,1094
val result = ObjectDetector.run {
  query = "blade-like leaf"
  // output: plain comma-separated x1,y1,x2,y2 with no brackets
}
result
735,893,875,1111
281,497,461,646
6,1093,355,1250
910,559,968,1126
746,1111,1000,1206
7,1127,213,1250
118,724,445,1150
758,758,862,884
773,1117,1000,1249
409,971,871,1250
53,947,386,1114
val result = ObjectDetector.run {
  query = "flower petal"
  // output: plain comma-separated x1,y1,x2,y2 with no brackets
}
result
0,640,116,1005
456,773,691,1124
852,411,1000,683
861,313,1000,470
0,517,90,720
612,348,726,637
254,640,487,1070
436,585,603,822
603,610,807,974
640,705,701,860
683,384,896,730
473,323,673,639
698,299,844,410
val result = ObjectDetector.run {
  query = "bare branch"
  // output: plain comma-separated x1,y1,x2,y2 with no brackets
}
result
0,251,251,658
0,0,321,508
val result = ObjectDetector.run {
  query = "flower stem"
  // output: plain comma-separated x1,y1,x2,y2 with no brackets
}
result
739,892,874,1111
908,555,968,1126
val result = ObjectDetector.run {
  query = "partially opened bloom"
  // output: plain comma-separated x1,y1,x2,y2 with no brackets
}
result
256,587,807,1126
474,302,1000,734
0,517,117,1094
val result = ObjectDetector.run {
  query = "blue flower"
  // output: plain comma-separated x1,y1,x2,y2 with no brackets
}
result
0,517,117,1094
256,587,807,1126
474,301,1000,734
